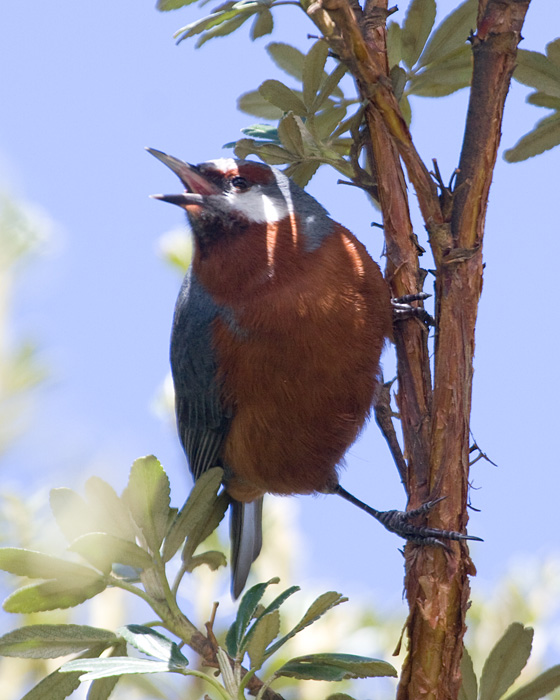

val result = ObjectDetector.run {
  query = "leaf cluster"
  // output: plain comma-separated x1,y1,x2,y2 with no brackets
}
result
506,39,560,161
460,623,560,700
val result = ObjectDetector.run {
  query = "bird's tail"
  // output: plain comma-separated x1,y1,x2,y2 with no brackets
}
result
230,497,263,598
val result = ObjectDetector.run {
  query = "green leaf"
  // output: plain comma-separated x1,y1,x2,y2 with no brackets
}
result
459,647,478,700
241,124,280,140
408,45,472,97
265,591,347,658
162,467,223,562
390,65,407,102
84,476,137,542
226,578,280,657
401,0,436,69
417,0,477,69
278,112,306,156
314,105,347,140
123,456,170,554
179,489,229,567
514,50,560,99
267,42,305,81
527,92,560,110
196,11,255,48
315,64,347,111
0,624,117,659
61,657,174,680
251,8,273,39
86,640,128,700
68,533,153,573
185,550,227,572
157,0,198,9
259,79,308,116
118,625,188,668
19,645,109,700
276,653,397,681
175,13,227,43
238,90,283,119
246,609,280,670
387,21,402,68
0,547,101,581
504,664,560,700
283,161,321,187
479,623,534,700
504,112,560,162
4,577,107,613
303,40,329,110
326,695,358,700
546,38,560,68
50,488,98,543
234,139,294,164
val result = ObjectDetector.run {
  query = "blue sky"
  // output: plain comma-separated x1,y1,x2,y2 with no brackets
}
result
0,0,559,624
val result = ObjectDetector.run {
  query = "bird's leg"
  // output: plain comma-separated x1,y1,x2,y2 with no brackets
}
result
392,292,435,326
333,485,482,547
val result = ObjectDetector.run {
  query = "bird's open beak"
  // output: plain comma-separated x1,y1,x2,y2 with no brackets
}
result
147,147,220,207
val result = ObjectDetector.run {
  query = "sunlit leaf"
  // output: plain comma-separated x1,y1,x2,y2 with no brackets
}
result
235,139,295,164
84,476,137,542
259,79,308,115
241,124,279,140
118,625,188,667
68,533,153,573
401,0,436,68
196,11,255,47
283,161,321,187
417,0,477,68
50,488,97,543
157,0,198,9
504,113,560,162
123,456,170,554
479,623,533,700
4,577,107,613
459,647,478,700
61,657,174,680
87,640,127,700
267,42,305,80
0,624,117,659
0,547,101,582
276,653,397,681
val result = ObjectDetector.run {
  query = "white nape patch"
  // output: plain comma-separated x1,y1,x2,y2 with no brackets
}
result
225,187,289,223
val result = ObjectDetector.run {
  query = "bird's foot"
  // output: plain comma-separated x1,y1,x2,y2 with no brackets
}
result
334,486,482,549
392,292,435,327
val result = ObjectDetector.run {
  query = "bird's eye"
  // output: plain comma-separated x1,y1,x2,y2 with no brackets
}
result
231,176,250,192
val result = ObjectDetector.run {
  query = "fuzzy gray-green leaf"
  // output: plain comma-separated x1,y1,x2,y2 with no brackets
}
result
118,625,188,667
259,79,308,116
459,647,478,700
417,0,477,69
61,657,173,680
267,42,305,80
401,0,436,68
504,664,560,700
84,476,136,542
504,113,560,162
4,577,107,613
479,623,534,700
283,161,320,187
162,467,223,562
514,50,560,99
122,456,170,554
0,624,117,659
238,90,283,119
547,38,560,67
0,547,101,582
278,112,306,156
185,550,227,572
251,8,273,39
246,609,280,669
69,533,153,573
387,21,402,68
277,653,397,681
157,0,198,10
50,488,98,543
303,40,329,110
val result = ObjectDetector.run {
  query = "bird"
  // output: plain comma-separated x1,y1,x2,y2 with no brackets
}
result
148,148,481,597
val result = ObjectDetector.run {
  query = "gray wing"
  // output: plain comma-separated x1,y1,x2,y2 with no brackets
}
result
170,268,231,479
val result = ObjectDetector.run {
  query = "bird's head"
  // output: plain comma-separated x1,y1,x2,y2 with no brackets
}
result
147,148,332,254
